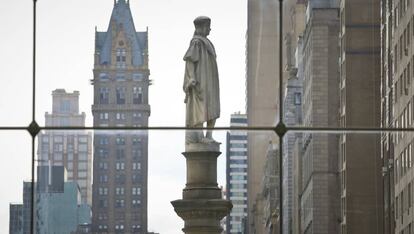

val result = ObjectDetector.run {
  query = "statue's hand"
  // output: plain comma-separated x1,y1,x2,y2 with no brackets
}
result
185,79,197,92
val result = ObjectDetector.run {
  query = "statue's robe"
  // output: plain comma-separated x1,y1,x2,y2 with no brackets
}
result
183,35,220,127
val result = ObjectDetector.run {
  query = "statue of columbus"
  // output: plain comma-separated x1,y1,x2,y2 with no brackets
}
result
183,16,220,144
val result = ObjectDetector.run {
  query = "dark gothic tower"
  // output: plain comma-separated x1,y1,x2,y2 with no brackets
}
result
91,0,150,232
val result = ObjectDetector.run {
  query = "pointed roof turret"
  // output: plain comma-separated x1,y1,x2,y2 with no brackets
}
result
95,0,147,66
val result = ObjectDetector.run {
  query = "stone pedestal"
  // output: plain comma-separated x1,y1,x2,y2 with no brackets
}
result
171,142,232,234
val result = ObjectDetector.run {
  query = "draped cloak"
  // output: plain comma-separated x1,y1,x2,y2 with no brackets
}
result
183,35,220,126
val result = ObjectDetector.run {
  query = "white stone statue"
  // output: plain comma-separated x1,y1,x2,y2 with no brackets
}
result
183,16,220,144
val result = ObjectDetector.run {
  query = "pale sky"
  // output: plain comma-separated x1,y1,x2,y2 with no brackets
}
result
0,0,247,233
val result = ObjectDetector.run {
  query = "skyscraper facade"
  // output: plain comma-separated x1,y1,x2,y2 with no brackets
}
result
299,4,341,233
22,182,32,234
382,0,414,233
339,0,383,233
91,0,150,232
226,113,248,234
9,204,23,234
35,165,91,234
37,89,92,205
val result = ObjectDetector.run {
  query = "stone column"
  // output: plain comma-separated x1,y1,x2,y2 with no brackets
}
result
171,142,232,234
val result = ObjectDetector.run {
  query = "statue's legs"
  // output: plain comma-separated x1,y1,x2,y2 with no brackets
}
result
186,123,204,144
206,119,216,139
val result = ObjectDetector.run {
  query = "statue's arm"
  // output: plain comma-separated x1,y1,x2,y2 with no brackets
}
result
184,61,197,93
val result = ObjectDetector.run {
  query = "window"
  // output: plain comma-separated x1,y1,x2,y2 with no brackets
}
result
116,112,125,120
116,148,125,159
116,87,126,104
116,73,125,80
294,92,301,105
99,187,108,195
116,135,125,145
99,73,108,80
133,163,141,170
115,199,125,208
78,144,88,152
60,100,71,113
132,199,141,207
79,162,88,170
99,87,110,104
99,112,109,120
133,73,143,81
116,48,126,69
99,175,108,183
99,162,108,170
132,149,141,159
115,187,125,195
132,136,141,145
116,162,125,170
99,199,108,208
98,148,108,158
133,86,143,104
132,187,141,195
99,136,108,145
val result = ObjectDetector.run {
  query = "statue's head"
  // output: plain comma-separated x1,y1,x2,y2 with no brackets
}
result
193,16,211,37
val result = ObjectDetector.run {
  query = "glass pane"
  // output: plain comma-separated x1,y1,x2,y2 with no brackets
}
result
0,3,32,126
37,0,248,128
281,131,394,234
0,131,32,233
32,128,276,233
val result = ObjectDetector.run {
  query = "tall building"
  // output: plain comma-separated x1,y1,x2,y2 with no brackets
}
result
9,204,23,234
339,0,383,233
37,89,92,205
226,113,248,234
261,143,280,234
246,0,305,232
91,0,150,232
22,182,32,234
380,0,394,233
35,165,91,234
382,0,414,233
291,35,304,234
299,3,341,233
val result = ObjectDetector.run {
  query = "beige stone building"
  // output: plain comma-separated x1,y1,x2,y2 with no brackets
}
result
382,0,414,233
299,4,341,234
338,0,383,233
37,89,92,205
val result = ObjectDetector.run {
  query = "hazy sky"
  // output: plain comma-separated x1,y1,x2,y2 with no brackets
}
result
0,0,247,233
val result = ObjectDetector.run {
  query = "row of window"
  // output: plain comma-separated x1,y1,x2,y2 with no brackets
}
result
98,174,142,184
98,198,141,208
97,224,141,231
393,1,414,76
39,153,90,164
98,162,141,170
98,187,141,196
41,143,89,153
97,148,142,159
99,86,143,105
394,97,414,145
98,135,142,145
42,135,88,143
395,143,413,183
395,0,411,30
396,182,412,225
99,72,144,81
99,112,143,121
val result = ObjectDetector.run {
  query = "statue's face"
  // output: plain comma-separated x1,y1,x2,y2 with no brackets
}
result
198,24,211,37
